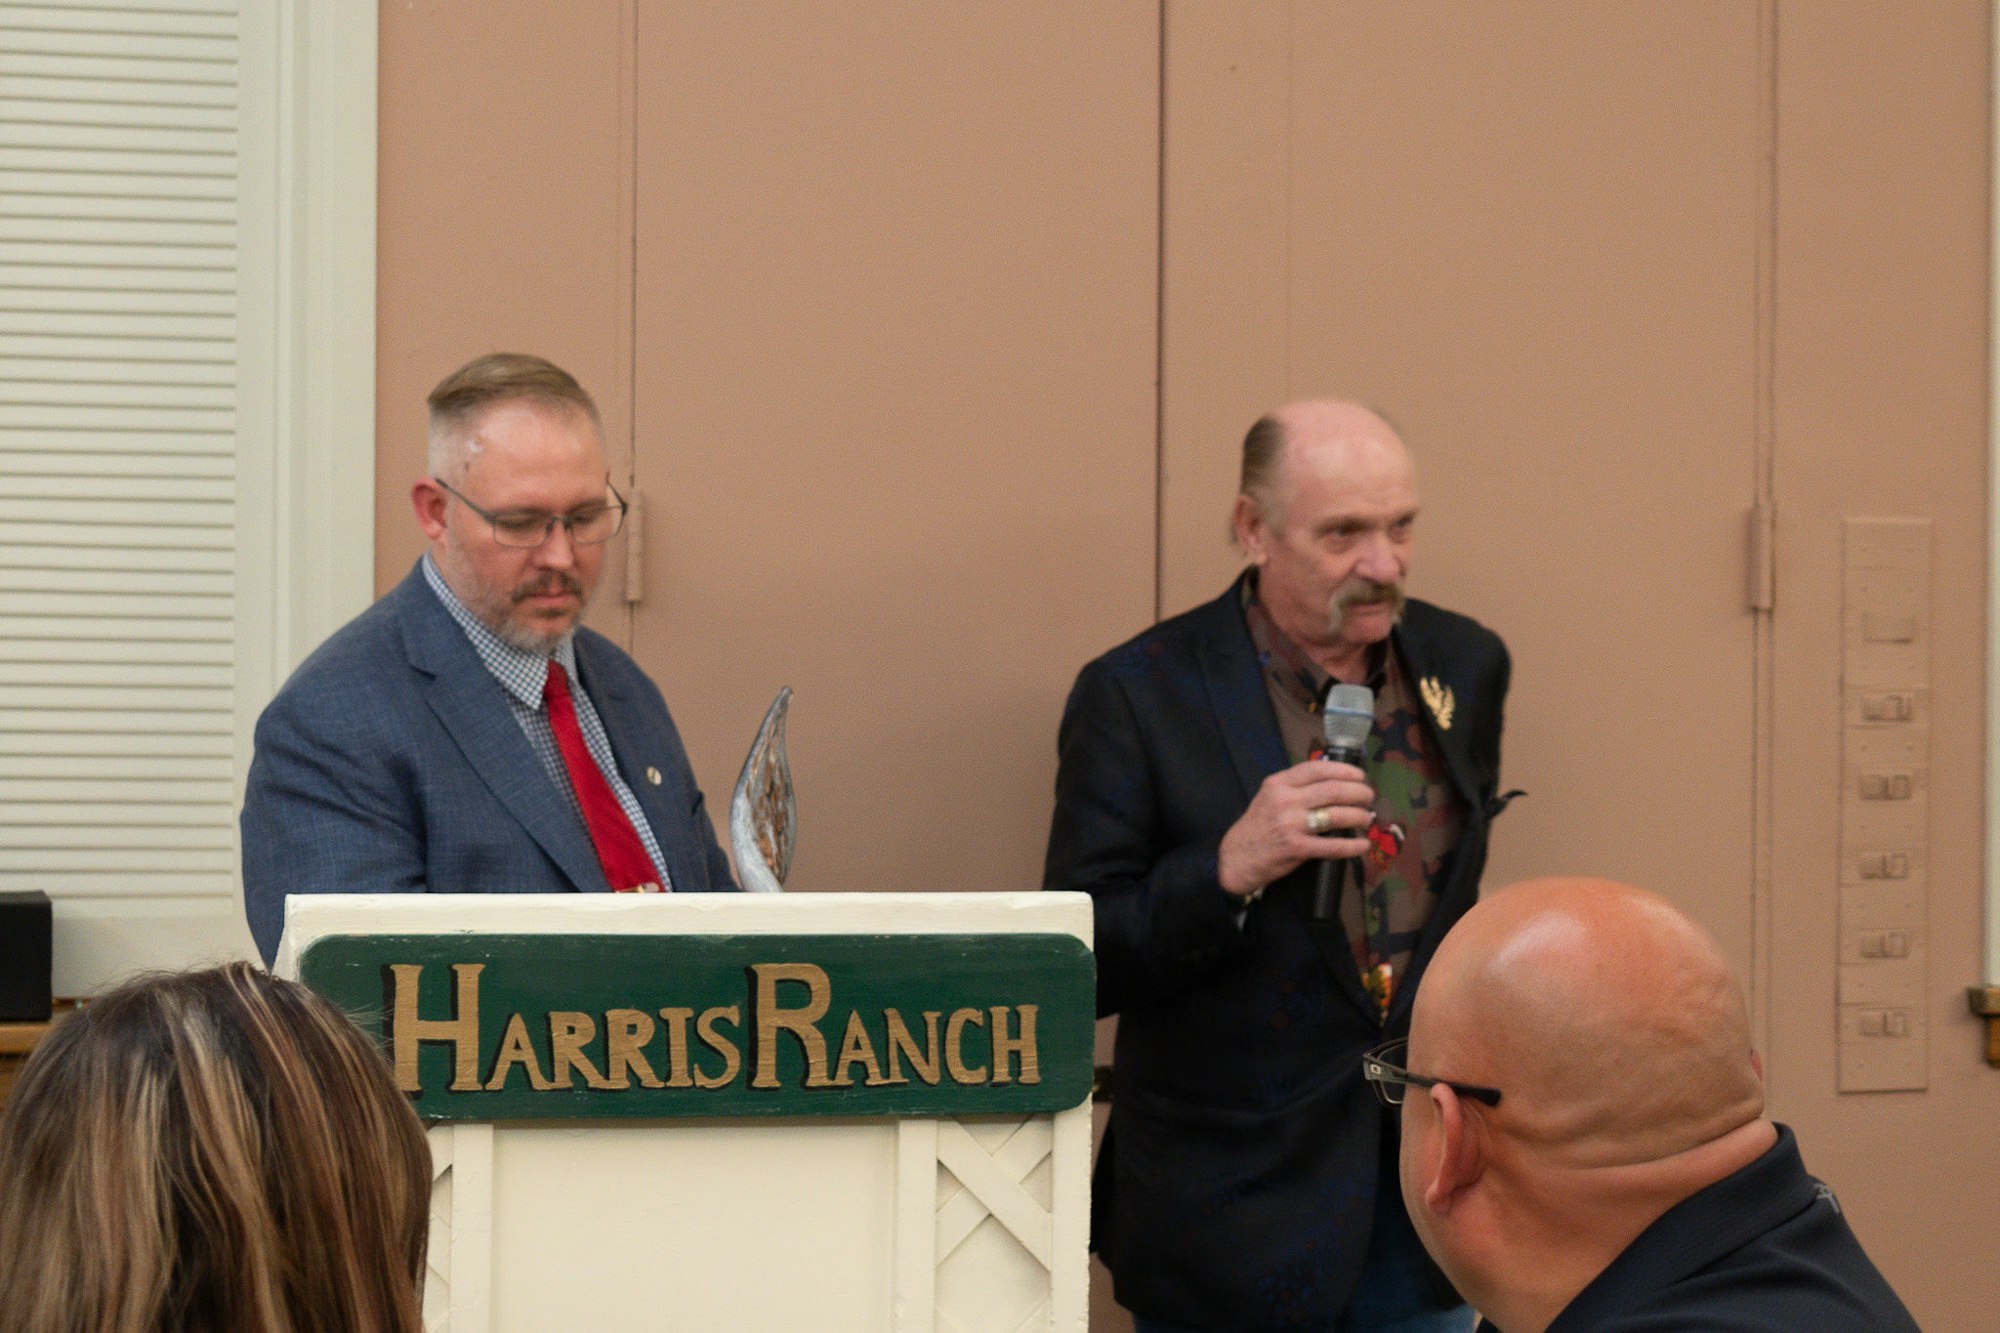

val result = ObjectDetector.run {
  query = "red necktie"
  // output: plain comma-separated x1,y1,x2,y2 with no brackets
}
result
542,661,662,892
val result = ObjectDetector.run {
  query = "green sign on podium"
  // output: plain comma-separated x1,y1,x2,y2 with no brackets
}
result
300,932,1095,1120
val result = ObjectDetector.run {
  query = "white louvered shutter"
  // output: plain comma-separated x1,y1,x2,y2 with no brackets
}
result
0,4,241,925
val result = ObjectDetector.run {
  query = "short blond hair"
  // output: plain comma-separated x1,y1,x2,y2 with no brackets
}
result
427,351,602,479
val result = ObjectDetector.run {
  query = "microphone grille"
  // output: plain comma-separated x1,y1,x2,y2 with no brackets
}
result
1322,683,1375,751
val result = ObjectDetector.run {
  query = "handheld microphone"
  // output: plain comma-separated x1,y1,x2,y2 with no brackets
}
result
1311,683,1374,922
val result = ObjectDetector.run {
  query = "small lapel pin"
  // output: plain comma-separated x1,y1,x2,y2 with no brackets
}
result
646,766,663,786
1419,676,1456,731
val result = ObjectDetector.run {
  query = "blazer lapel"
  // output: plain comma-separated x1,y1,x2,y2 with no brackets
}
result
1386,609,1494,1030
1391,618,1483,814
1201,578,1380,1025
1197,578,1289,803
575,636,705,894
395,570,608,893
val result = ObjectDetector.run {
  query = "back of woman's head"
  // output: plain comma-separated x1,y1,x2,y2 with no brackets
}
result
0,962,430,1333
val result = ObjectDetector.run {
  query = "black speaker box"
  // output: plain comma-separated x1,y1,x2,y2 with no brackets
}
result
0,891,52,1022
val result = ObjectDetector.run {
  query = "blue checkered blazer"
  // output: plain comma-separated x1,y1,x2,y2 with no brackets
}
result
241,562,737,962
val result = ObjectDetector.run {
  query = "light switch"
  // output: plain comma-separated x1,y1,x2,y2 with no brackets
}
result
1845,849,1921,887
1857,852,1911,880
1859,772,1913,801
1861,613,1918,643
1844,685,1931,729
1857,931,1911,959
1861,691,1914,722
1848,768,1912,800
1854,1008,1914,1038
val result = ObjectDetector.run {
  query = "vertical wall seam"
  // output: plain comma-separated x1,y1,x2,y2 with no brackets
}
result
1284,1,1295,400
1752,0,1780,1077
1154,0,1168,624
619,0,640,642
1983,0,2000,989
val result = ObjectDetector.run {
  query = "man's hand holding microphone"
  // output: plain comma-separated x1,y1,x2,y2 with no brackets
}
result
1217,685,1376,911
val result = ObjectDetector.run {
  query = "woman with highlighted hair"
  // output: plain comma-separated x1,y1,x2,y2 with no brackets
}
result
0,961,430,1332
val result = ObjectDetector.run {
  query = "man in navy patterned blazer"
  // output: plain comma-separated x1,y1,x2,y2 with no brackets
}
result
241,354,735,963
1046,401,1511,1330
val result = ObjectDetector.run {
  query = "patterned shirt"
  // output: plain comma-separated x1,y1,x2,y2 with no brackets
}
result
1242,580,1462,1014
422,554,672,890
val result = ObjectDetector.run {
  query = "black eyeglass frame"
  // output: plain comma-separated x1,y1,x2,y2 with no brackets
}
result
1361,1039,1502,1108
433,475,629,548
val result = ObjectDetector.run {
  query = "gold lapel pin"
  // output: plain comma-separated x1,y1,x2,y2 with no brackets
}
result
646,766,663,786
1420,676,1456,731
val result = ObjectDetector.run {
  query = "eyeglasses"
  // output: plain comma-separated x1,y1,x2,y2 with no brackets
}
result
1361,1039,1502,1108
434,476,628,549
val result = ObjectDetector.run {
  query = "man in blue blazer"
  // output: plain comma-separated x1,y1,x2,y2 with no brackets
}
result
242,354,735,963
1046,401,1510,1330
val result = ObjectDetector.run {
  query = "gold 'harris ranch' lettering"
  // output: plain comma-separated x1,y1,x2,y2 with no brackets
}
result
387,962,1042,1094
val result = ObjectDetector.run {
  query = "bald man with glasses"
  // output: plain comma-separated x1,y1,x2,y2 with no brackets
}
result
1375,877,1915,1332
241,353,736,963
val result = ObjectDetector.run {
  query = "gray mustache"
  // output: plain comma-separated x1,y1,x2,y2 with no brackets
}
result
1339,581,1401,607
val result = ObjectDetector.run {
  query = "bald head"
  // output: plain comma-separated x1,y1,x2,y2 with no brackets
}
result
1399,879,1776,1330
1413,878,1763,1166
1240,399,1410,529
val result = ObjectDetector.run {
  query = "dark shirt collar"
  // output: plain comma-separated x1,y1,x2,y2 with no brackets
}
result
1240,569,1386,712
1541,1125,1819,1331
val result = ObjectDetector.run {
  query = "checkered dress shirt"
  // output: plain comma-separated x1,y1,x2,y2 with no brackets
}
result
421,554,672,890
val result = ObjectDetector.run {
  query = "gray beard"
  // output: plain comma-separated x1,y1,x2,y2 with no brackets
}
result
463,571,592,655
493,618,573,655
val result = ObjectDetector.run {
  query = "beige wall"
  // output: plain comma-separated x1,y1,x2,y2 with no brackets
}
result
1769,6,1995,1317
622,3,1159,899
376,2,634,590
378,4,1996,1327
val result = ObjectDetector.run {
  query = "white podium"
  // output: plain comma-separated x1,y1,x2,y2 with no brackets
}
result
276,893,1095,1333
